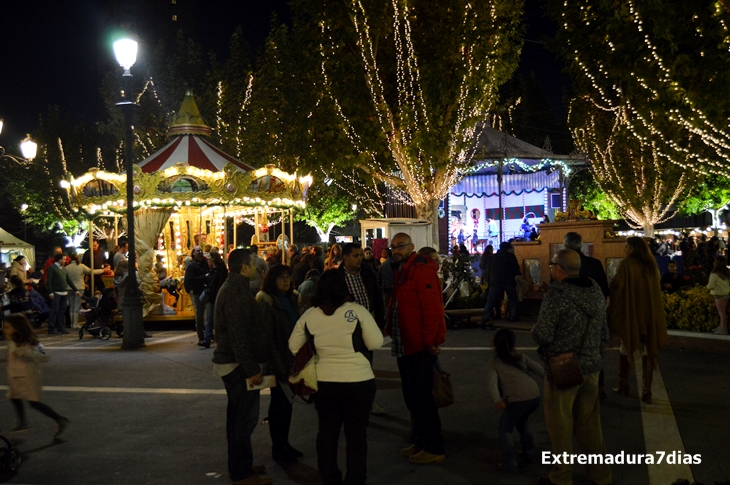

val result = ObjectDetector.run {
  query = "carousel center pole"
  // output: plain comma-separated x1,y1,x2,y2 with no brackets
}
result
114,37,145,349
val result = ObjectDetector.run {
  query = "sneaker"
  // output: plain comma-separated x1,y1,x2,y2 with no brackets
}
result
713,327,728,335
55,417,69,438
400,444,422,457
409,450,446,464
11,422,29,433
370,402,386,415
233,474,272,485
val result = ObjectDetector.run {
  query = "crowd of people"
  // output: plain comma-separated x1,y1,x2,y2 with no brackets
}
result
2,226,728,485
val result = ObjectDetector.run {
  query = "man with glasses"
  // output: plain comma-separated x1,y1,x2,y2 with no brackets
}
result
532,249,611,485
339,242,387,415
386,233,446,464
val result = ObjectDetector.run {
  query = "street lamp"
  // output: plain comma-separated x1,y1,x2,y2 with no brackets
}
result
0,122,37,164
114,36,145,349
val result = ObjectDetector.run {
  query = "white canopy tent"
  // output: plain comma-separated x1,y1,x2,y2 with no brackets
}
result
0,227,35,270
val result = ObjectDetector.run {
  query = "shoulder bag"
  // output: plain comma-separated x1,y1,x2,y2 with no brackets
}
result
547,318,592,390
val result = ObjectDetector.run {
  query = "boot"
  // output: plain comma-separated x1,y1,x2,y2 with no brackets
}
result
642,356,654,404
612,354,630,396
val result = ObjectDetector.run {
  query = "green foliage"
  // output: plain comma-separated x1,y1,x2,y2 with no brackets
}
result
295,184,357,240
569,171,621,220
681,175,730,215
663,285,724,332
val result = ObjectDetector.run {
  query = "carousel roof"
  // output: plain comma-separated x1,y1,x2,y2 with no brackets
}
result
138,90,255,173
137,135,255,173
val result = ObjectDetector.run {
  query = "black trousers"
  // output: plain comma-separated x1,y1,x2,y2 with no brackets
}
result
314,380,376,485
397,351,444,455
268,381,293,448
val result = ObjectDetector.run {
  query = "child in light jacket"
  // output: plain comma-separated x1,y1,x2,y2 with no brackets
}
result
486,328,544,472
4,313,69,437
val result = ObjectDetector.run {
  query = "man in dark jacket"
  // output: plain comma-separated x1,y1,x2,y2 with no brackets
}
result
532,249,611,485
563,232,609,298
481,241,522,327
212,248,272,485
339,243,387,415
386,233,446,465
184,246,210,346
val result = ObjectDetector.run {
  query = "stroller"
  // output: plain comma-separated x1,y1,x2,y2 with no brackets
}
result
79,287,120,340
0,434,20,474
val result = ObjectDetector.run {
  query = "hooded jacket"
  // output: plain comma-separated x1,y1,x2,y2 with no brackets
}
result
8,260,28,285
533,276,608,377
387,252,446,356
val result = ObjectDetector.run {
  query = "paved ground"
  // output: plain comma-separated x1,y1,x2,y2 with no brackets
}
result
0,320,728,485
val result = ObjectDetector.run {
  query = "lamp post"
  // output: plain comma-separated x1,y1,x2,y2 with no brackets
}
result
0,121,37,165
114,37,145,349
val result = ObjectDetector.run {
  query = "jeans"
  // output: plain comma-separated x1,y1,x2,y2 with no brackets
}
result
498,396,540,470
68,293,82,328
204,301,215,344
48,293,68,333
269,381,293,448
482,284,518,322
222,367,261,481
315,380,376,485
190,291,206,341
543,372,612,485
397,351,444,455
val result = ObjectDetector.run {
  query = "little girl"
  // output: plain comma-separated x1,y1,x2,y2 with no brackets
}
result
486,328,544,472
4,313,69,437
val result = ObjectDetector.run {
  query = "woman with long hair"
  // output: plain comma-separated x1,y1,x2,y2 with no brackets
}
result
708,255,729,335
486,329,544,472
4,313,69,436
256,264,302,463
608,236,667,404
324,243,343,270
289,270,383,485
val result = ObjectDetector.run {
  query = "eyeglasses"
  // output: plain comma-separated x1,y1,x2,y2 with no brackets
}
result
389,243,412,251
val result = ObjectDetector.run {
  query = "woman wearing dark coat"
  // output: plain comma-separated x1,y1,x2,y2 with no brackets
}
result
256,264,302,463
202,252,228,348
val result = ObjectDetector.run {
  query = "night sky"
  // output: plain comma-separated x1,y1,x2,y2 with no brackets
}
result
0,0,565,154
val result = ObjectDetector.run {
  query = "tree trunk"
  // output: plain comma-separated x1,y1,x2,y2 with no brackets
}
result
414,199,441,252
642,222,655,238
710,209,719,236
313,222,336,243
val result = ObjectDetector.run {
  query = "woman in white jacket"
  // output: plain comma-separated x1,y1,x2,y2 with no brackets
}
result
708,255,730,335
289,270,383,485
66,254,104,329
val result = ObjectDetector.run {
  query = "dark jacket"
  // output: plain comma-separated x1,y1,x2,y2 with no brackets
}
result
387,253,446,355
207,263,229,304
579,252,609,297
488,250,521,288
256,291,298,381
184,259,209,294
338,263,386,329
533,276,608,376
291,259,311,289
212,273,270,378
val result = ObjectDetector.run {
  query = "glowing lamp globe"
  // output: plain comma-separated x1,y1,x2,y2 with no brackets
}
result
20,136,37,160
114,38,138,75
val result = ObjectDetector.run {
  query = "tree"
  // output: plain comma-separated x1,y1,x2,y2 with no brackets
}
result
681,175,730,234
569,170,621,221
570,99,687,236
546,0,730,177
277,0,525,248
296,184,357,242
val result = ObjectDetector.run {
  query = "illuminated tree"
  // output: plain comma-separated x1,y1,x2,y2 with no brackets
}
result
570,99,687,236
681,175,730,234
296,184,358,242
299,0,524,247
547,0,730,176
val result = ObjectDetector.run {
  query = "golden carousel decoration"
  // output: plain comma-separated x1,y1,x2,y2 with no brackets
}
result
62,91,312,317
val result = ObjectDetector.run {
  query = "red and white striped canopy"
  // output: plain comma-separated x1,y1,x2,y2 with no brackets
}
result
137,135,255,173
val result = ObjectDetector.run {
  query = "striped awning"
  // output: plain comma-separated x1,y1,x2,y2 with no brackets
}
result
137,135,255,173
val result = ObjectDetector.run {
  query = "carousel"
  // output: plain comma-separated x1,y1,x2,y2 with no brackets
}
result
62,91,312,317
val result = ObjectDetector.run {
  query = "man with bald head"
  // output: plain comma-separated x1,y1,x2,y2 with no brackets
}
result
386,232,447,464
532,249,611,485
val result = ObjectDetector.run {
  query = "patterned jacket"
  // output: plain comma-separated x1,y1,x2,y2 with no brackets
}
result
532,276,608,376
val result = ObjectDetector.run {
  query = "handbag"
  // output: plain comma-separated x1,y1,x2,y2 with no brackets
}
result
288,325,317,398
198,287,209,304
547,317,593,390
433,368,454,408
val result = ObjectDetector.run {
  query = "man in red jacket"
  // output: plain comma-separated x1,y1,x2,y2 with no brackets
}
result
386,232,446,464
